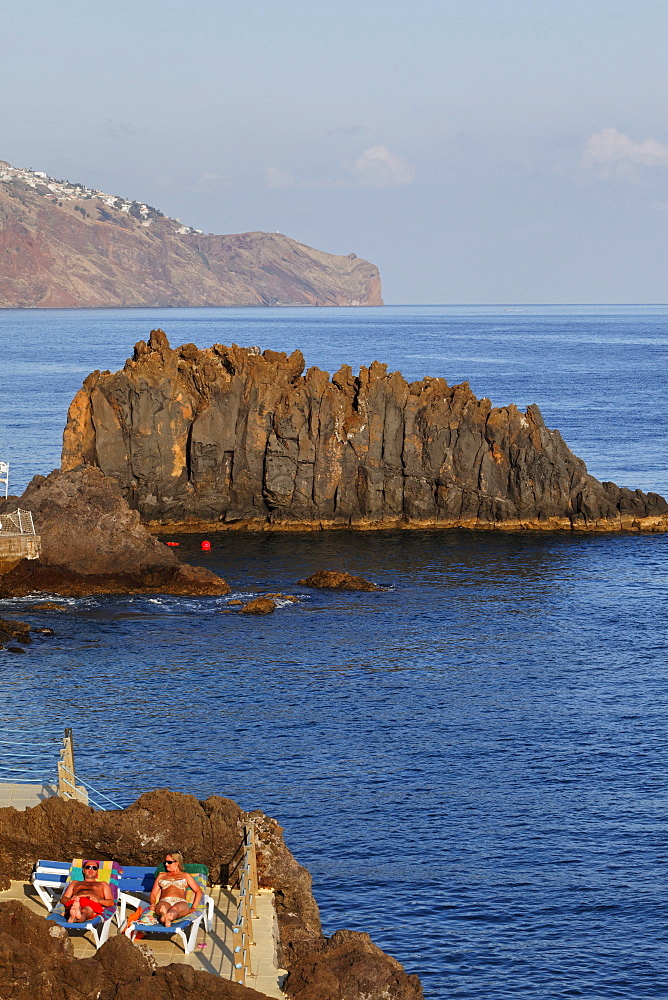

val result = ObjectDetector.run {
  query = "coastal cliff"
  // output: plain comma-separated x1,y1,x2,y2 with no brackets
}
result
0,161,382,307
61,330,668,532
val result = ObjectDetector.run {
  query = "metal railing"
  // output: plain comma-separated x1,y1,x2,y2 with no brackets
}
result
232,822,259,986
0,509,35,535
0,727,122,811
56,729,124,809
0,736,58,784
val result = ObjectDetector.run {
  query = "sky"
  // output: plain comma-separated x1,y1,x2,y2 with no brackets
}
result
2,0,668,303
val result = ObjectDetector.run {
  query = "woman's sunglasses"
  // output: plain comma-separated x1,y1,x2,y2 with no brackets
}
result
83,865,98,871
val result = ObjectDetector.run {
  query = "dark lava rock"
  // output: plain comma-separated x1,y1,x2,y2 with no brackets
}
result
0,902,272,999
59,332,668,532
125,963,272,999
0,898,73,973
0,560,230,599
284,928,423,1000
0,790,241,885
95,930,155,984
240,597,276,614
0,466,230,598
5,646,26,654
297,570,382,591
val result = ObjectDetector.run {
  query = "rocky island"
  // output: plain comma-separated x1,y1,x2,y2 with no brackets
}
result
0,161,382,308
60,330,668,533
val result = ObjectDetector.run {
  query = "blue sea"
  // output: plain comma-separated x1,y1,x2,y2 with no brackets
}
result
1,305,667,999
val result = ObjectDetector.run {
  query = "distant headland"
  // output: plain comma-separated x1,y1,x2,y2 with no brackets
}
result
0,160,382,308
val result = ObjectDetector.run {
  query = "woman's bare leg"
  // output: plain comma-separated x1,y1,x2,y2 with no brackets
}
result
163,901,189,928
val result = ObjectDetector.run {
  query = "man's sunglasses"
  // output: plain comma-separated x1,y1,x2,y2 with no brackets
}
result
83,865,99,871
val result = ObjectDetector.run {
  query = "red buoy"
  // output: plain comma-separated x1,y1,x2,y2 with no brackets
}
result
165,541,179,547
201,540,211,551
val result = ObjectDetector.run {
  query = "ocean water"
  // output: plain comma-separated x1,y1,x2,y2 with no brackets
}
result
0,305,667,999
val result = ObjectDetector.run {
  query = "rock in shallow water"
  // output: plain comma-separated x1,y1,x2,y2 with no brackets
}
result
297,570,383,591
240,596,276,614
284,928,424,1000
0,617,31,643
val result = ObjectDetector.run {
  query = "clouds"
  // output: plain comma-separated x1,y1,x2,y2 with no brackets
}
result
263,144,415,191
583,128,668,176
264,166,295,189
350,145,415,188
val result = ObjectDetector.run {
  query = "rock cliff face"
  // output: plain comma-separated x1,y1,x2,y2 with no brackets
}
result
61,330,668,533
0,161,382,307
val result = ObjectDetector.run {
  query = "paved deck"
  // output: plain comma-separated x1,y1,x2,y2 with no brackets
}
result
0,880,286,997
0,782,57,809
0,532,41,571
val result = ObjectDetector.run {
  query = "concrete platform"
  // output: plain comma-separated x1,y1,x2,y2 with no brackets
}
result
0,782,57,809
0,532,40,573
0,880,286,997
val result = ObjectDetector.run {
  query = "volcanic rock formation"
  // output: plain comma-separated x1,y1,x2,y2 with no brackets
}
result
61,330,668,533
0,914,276,1000
0,161,382,308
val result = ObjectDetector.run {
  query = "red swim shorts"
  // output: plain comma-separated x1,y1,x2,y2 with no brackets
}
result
64,896,106,916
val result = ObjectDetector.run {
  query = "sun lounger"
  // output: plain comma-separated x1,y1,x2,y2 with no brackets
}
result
118,864,213,954
32,858,122,949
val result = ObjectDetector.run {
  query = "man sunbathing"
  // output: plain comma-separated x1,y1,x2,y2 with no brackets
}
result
61,861,114,923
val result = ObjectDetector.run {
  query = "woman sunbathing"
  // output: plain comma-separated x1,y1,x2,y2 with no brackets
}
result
149,851,202,927
61,861,114,923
